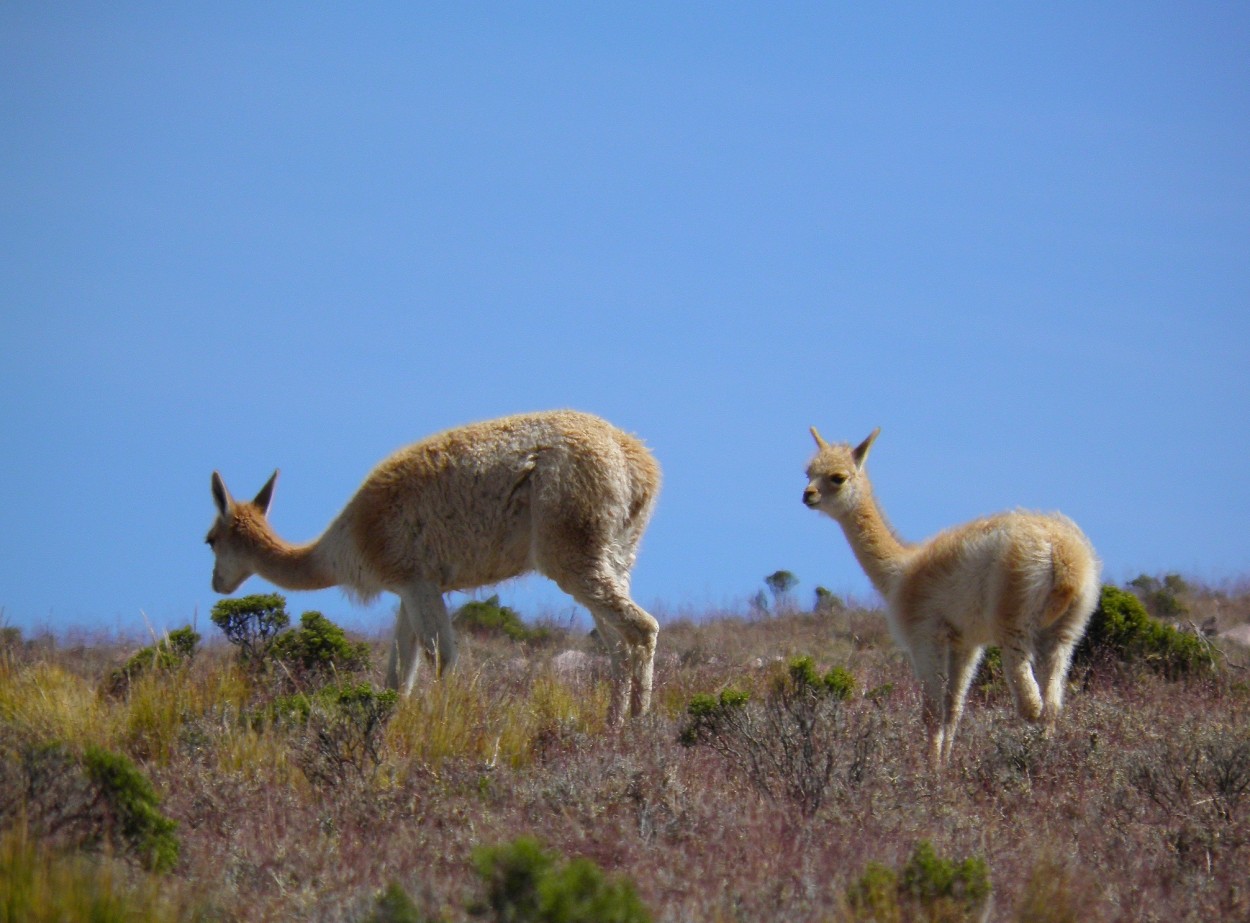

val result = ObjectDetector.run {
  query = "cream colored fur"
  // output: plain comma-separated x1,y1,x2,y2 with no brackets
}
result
803,427,1100,768
207,410,661,724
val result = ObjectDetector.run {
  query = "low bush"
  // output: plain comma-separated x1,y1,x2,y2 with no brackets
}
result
105,626,200,697
456,595,551,644
271,683,398,785
272,610,371,683
846,840,991,922
0,739,178,872
679,656,877,817
471,836,651,923
1076,585,1219,678
210,594,290,665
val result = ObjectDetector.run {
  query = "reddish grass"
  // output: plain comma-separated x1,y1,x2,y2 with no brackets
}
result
3,587,1250,922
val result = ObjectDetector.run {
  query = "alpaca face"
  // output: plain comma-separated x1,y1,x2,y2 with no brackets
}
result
803,427,879,520
205,515,253,594
206,470,276,594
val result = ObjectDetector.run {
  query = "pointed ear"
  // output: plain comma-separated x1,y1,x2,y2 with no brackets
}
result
851,428,881,468
810,426,829,450
252,470,278,515
211,471,232,516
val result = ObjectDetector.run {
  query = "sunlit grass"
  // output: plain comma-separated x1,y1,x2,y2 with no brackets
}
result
385,664,608,773
0,823,197,923
0,660,118,749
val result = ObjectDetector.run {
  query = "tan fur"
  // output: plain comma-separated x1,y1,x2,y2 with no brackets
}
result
207,410,661,724
803,427,1100,768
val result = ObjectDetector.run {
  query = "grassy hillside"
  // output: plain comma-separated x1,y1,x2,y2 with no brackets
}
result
2,581,1248,922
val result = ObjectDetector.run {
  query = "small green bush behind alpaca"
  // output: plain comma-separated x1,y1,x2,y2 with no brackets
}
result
272,610,371,682
1075,584,1219,678
455,594,551,644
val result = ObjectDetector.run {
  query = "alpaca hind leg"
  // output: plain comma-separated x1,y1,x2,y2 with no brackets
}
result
551,566,658,724
1035,615,1085,731
402,582,458,678
387,601,423,695
586,614,632,727
1000,633,1044,723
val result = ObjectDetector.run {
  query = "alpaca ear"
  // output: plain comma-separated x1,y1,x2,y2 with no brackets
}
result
852,428,881,468
211,471,232,516
253,470,278,515
810,427,829,450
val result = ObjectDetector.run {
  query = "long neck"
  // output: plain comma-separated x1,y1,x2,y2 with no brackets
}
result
837,489,908,596
241,517,338,591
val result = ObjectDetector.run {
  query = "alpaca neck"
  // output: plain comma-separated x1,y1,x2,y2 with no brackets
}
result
838,490,908,597
247,527,338,592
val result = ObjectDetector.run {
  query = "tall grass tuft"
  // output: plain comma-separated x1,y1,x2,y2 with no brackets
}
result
0,661,117,749
0,822,197,923
386,665,604,773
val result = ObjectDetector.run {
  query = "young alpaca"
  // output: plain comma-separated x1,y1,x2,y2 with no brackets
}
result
206,410,662,725
803,427,1100,768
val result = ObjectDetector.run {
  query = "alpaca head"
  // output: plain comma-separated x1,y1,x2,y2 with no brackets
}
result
803,427,879,519
206,470,278,594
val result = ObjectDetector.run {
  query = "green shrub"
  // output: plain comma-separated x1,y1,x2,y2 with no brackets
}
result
455,595,549,644
106,626,200,696
365,882,429,923
678,688,750,746
471,836,651,923
780,655,856,700
680,657,877,816
211,593,290,664
846,841,991,922
271,610,371,682
1076,585,1219,678
272,683,399,785
1,741,179,873
1128,573,1191,620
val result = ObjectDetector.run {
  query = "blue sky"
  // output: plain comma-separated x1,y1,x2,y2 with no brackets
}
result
2,4,1247,637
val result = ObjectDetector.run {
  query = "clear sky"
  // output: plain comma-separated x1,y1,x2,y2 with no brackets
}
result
2,3,1248,637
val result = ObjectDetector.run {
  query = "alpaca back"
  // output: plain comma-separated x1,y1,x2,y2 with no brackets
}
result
335,411,658,593
895,511,1098,645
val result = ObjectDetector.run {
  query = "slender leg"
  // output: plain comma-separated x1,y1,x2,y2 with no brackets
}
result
908,639,949,769
387,600,422,695
550,566,658,725
401,581,457,679
1035,616,1083,731
1000,637,1043,723
941,644,985,764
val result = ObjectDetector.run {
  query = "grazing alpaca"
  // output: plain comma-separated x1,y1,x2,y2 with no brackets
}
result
803,427,1100,767
206,410,661,724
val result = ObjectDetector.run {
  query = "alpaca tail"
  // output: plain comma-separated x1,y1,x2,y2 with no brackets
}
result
1039,530,1100,631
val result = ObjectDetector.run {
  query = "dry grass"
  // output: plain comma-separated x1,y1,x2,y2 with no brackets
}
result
2,584,1250,922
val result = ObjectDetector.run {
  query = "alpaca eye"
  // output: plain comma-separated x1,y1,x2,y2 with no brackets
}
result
829,474,847,486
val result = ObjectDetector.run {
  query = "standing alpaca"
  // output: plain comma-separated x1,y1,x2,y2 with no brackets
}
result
206,410,661,724
802,427,1099,767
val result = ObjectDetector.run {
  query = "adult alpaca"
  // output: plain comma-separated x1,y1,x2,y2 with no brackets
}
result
206,410,661,724
802,427,1099,767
